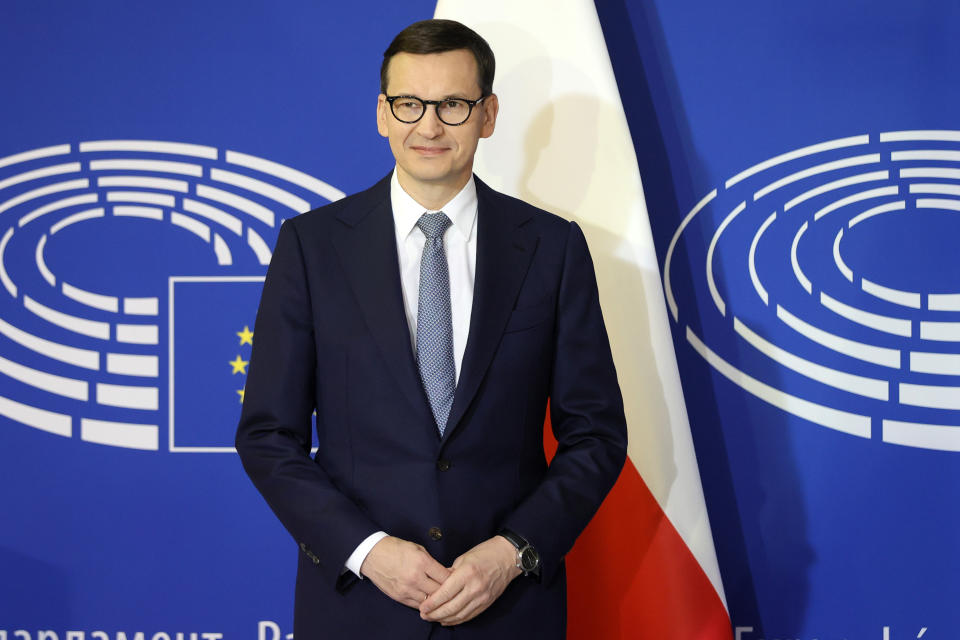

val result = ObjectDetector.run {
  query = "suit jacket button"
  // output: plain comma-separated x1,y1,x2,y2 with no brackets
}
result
428,527,443,541
436,459,451,472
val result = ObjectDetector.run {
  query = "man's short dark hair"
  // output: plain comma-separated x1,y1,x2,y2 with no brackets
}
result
380,19,495,97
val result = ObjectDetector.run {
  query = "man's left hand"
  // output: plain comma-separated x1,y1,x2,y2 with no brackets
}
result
419,535,522,626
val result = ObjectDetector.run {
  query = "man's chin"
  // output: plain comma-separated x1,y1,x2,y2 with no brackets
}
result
399,165,466,188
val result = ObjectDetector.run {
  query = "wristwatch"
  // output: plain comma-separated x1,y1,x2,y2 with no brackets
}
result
499,528,541,577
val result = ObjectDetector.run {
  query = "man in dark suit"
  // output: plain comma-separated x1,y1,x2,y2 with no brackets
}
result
236,18,627,639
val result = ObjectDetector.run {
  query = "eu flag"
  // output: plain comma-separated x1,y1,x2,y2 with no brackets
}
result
169,276,264,451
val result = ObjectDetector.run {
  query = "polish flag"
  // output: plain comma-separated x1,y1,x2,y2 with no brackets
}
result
434,1,733,637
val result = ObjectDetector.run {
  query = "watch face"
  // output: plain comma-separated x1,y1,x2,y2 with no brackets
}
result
520,547,540,572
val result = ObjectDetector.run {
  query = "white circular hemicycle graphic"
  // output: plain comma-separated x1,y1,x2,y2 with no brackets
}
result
665,130,960,452
0,140,343,451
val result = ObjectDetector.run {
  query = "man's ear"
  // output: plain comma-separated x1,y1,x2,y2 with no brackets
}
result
376,94,389,138
480,93,499,139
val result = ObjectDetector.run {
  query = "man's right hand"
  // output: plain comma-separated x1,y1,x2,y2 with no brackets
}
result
360,536,451,609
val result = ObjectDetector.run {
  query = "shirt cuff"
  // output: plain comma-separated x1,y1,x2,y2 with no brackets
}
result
345,531,389,578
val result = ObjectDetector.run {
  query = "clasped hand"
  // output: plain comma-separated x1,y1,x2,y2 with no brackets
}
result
360,535,521,626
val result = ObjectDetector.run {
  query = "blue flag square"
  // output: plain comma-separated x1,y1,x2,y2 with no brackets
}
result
169,276,264,451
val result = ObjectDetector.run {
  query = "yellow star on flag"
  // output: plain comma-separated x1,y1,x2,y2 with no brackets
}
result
237,325,254,346
237,388,246,403
229,355,249,375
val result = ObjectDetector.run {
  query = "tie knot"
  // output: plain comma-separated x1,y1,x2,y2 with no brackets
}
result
417,212,452,239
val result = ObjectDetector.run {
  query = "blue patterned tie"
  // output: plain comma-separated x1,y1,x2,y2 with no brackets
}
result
416,212,455,435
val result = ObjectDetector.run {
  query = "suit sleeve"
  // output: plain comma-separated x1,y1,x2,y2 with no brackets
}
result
235,219,378,589
503,221,628,583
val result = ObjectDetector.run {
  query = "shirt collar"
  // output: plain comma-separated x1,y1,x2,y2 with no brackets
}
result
390,169,478,242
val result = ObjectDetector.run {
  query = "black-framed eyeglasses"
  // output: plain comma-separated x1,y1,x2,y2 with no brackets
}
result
385,95,487,126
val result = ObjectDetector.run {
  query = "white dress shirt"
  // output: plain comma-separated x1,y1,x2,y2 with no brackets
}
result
344,169,479,578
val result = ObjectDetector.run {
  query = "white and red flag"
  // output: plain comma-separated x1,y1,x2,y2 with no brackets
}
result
434,1,733,637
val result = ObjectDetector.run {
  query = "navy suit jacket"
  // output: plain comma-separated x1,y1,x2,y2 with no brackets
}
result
236,173,627,639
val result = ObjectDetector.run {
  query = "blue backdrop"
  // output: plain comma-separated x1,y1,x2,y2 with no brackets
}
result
2,2,958,639
596,1,960,638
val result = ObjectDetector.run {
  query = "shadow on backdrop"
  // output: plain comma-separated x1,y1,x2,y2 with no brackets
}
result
0,548,71,626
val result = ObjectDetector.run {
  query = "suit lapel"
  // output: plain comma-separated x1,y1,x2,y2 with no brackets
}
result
443,179,537,443
330,176,432,424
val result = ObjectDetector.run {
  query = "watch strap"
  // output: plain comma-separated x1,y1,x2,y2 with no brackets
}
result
499,528,527,551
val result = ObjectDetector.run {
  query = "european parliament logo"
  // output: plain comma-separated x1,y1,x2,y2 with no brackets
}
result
665,130,960,453
0,140,342,452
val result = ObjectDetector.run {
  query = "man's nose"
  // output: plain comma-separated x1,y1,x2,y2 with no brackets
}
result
416,104,445,138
